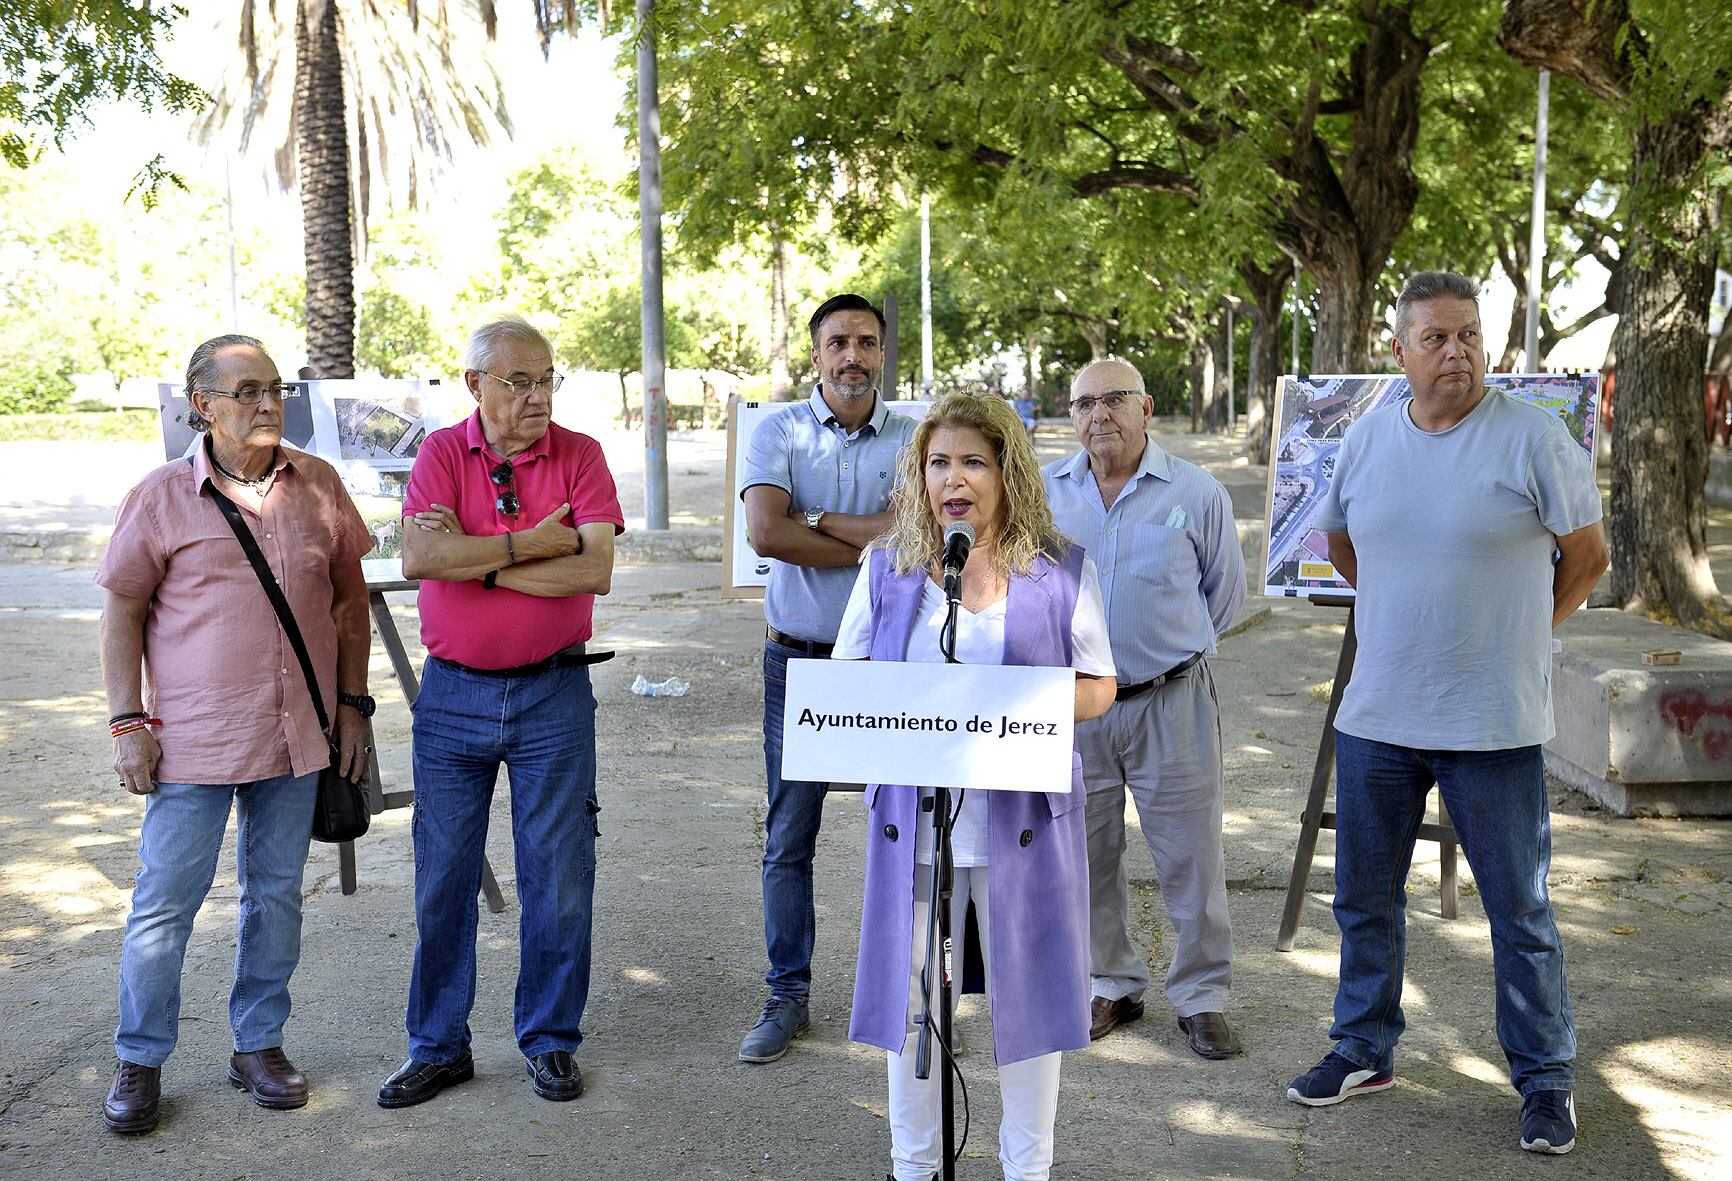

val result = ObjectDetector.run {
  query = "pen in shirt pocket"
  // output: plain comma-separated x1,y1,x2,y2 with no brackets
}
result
1164,506,1188,529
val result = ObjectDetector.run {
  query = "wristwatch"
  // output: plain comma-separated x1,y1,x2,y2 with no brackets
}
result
338,693,376,718
805,507,825,531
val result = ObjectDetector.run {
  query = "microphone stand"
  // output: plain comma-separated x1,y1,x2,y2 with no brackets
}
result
914,562,963,1181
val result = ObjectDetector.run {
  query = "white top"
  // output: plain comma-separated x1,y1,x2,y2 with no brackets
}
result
833,555,1115,865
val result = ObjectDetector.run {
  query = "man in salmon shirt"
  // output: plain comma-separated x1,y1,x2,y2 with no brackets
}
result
97,334,373,1133
379,314,624,1108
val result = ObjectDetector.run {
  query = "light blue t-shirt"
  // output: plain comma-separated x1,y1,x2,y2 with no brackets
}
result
739,387,918,643
1313,390,1603,750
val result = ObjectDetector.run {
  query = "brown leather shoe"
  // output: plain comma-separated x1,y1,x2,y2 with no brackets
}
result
1177,1011,1239,1059
228,1047,309,1109
1089,994,1146,1041
102,1059,160,1133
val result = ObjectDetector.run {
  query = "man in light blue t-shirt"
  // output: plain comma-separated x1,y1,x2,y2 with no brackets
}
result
1285,272,1608,1159
735,294,917,1064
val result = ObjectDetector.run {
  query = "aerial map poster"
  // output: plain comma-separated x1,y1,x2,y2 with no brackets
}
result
1262,373,1600,599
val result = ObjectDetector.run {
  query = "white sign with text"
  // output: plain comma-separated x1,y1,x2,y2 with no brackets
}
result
780,659,1075,792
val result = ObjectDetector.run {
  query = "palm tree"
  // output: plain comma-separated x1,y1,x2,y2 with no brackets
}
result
196,0,512,376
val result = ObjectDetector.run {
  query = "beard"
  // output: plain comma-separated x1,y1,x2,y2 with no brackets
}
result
825,368,877,400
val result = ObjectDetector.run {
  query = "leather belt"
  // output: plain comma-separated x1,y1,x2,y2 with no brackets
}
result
1115,652,1205,701
767,627,834,657
433,643,614,678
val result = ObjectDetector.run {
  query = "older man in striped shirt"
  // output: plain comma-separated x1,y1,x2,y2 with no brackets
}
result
1042,357,1246,1059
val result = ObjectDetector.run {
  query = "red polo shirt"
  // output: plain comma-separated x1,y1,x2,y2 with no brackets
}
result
404,412,624,668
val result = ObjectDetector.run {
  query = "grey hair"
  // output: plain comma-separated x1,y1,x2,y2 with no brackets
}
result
1070,355,1147,397
1394,272,1480,344
183,333,266,431
465,314,554,373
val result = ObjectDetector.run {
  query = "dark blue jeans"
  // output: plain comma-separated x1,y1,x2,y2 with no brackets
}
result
406,657,600,1063
1331,732,1575,1095
761,638,830,1000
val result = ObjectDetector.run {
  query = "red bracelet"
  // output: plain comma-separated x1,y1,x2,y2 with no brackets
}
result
110,718,162,738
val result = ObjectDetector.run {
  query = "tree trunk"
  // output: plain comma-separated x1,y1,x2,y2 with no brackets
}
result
1606,103,1732,635
769,229,793,399
1079,320,1109,360
618,371,635,429
295,0,355,378
1241,258,1293,463
1186,328,1215,433
1272,8,1427,371
1025,330,1043,413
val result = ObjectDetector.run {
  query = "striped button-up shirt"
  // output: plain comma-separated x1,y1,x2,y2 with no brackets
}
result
1043,437,1245,682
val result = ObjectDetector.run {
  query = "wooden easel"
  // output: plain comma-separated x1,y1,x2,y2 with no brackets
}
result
335,576,508,914
1275,597,1459,951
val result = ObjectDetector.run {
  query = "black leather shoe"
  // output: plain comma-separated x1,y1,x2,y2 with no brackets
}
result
377,1051,475,1108
1177,1011,1239,1059
526,1050,583,1101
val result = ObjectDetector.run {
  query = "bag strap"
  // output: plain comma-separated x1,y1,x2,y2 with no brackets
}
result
207,481,331,736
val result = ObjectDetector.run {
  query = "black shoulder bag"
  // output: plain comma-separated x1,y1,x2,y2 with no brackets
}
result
209,485,371,843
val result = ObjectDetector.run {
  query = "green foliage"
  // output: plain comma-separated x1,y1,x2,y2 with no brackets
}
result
1,1,205,203
0,360,73,414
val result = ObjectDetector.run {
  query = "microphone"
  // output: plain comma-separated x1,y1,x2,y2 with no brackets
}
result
941,521,975,602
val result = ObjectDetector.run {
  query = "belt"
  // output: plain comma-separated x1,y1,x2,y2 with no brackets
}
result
767,627,834,657
1115,652,1205,701
433,643,614,678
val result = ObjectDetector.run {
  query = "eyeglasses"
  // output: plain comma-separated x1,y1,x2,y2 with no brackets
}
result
195,383,302,405
1069,391,1139,415
490,460,519,516
483,372,564,399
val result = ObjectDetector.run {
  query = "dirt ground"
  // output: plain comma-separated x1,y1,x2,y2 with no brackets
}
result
0,423,1727,1180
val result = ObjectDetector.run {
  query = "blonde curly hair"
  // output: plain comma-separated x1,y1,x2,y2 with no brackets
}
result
881,391,1069,577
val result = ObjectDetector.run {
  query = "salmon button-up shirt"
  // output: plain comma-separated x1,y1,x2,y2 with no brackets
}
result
95,442,371,785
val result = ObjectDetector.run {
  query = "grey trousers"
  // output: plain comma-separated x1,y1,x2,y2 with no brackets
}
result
1076,661,1232,1016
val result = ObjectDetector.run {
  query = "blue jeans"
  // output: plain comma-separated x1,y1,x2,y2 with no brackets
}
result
761,639,830,1000
116,771,318,1067
407,657,600,1063
1331,732,1576,1095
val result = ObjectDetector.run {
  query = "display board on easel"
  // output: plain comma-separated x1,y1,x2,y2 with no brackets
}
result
721,398,929,599
1264,372,1601,951
158,377,469,579
1261,372,1600,600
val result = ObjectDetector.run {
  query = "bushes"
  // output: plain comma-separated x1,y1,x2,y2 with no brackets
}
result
0,363,74,415
0,410,159,442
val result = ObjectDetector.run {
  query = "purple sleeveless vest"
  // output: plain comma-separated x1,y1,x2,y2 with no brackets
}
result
847,545,1092,1065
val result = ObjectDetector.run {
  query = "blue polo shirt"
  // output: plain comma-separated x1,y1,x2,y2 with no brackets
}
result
739,386,918,643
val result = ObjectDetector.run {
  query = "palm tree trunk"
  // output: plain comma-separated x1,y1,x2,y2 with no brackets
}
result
295,0,356,378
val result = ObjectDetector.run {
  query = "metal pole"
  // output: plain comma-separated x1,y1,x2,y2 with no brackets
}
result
921,195,934,394
1524,70,1550,371
883,294,900,400
1291,266,1302,373
1226,305,1236,430
637,0,669,530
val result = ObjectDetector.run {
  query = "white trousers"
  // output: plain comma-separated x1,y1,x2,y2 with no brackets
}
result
888,865,1063,1181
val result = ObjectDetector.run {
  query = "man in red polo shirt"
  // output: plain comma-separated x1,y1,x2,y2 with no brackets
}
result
378,314,624,1108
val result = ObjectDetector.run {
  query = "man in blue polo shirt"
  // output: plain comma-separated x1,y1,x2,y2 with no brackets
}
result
736,294,917,1063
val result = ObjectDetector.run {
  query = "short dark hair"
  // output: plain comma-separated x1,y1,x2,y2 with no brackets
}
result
807,293,886,346
184,333,267,431
1394,271,1480,344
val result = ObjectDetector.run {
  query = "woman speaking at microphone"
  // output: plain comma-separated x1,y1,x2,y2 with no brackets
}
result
832,392,1116,1181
